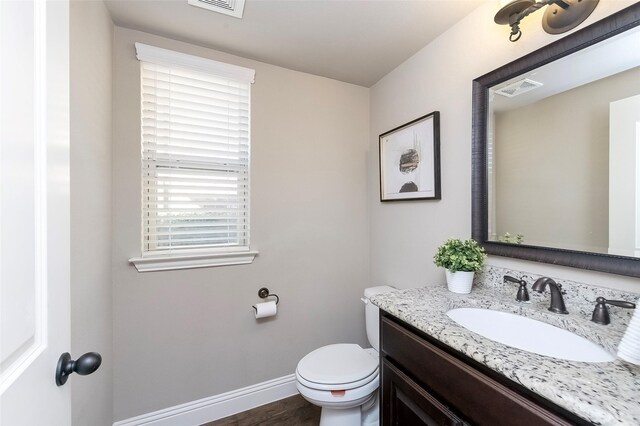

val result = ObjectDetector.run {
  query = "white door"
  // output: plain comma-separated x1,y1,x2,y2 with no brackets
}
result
0,0,71,424
609,94,640,257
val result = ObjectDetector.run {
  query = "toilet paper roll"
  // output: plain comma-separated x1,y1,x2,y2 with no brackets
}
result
254,301,277,319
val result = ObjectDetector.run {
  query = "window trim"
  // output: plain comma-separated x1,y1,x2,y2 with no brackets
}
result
129,43,258,271
129,250,259,272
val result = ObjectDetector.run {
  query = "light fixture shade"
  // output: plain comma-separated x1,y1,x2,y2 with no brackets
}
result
542,0,599,35
495,0,600,42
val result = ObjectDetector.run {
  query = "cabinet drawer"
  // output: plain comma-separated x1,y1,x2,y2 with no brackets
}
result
381,316,574,426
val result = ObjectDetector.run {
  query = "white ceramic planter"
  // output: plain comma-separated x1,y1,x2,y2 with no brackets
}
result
445,270,474,294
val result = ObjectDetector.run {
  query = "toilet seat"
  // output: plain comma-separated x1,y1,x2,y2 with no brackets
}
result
297,367,378,391
296,344,379,391
296,374,379,409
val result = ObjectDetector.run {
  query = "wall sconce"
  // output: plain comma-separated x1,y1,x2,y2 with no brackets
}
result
495,0,599,42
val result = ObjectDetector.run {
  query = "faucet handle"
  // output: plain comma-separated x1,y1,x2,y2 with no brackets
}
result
591,297,636,325
503,275,529,302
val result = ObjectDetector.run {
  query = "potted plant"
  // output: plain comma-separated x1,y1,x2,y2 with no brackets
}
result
434,238,487,294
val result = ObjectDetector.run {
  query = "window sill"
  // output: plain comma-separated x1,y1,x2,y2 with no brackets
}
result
129,250,258,272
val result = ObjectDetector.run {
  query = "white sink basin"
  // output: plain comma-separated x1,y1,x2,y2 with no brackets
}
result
446,308,614,363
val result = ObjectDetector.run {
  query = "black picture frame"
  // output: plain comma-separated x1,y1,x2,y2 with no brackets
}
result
472,4,640,277
379,112,441,202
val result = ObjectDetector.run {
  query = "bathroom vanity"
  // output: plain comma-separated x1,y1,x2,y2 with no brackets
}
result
371,266,640,426
380,312,578,425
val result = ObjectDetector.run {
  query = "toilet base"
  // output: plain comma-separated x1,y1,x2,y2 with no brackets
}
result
361,391,379,426
319,406,361,426
316,391,379,426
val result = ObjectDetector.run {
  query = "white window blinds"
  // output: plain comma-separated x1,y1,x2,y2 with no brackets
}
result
136,43,255,255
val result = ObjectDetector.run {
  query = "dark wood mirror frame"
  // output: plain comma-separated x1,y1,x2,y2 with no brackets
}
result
472,3,640,278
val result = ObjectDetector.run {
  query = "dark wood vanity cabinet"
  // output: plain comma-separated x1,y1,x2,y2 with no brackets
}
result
382,358,465,425
380,313,582,426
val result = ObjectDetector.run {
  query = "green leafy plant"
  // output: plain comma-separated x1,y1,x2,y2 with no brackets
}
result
433,238,487,272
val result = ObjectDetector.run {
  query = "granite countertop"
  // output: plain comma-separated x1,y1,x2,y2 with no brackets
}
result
369,266,640,425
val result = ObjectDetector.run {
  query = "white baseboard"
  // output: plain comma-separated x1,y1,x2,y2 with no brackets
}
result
113,374,298,426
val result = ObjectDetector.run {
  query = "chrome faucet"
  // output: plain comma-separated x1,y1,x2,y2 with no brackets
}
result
531,277,568,314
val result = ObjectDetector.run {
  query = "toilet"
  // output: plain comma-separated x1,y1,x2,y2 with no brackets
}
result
295,286,395,426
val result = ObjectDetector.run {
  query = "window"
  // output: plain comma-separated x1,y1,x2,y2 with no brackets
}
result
129,43,258,272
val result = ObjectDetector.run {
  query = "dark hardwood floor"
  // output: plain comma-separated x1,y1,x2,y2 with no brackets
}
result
201,394,320,426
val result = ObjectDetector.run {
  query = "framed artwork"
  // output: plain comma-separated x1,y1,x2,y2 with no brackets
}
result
379,111,441,201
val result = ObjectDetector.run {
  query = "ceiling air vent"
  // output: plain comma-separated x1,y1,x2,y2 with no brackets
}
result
187,0,246,19
494,78,543,98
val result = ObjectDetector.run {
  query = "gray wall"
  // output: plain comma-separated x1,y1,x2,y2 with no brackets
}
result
494,67,640,252
369,0,640,292
112,27,370,420
70,1,114,425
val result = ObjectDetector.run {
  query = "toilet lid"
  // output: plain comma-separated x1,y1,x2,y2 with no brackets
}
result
296,344,378,387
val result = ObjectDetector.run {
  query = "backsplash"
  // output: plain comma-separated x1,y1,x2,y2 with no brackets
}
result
474,265,640,348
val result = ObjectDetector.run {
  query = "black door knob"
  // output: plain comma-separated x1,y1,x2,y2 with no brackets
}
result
56,352,102,386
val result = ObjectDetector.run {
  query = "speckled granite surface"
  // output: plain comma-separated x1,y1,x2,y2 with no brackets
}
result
370,265,640,425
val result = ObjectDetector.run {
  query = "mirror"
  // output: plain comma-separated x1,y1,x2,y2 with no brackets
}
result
472,3,640,277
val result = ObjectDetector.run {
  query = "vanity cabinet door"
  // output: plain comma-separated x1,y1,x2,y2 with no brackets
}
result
382,358,466,426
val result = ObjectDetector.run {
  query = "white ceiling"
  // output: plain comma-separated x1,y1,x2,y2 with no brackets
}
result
104,0,485,87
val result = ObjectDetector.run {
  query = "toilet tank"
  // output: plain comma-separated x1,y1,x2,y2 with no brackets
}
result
363,286,395,351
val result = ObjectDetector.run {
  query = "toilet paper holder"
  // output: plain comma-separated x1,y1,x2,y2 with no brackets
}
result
252,287,280,312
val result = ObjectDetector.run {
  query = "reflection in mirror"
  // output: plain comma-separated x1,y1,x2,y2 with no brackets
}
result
487,25,640,258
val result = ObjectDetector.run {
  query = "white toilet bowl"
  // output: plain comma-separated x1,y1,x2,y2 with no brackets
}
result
296,344,380,426
295,286,395,426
